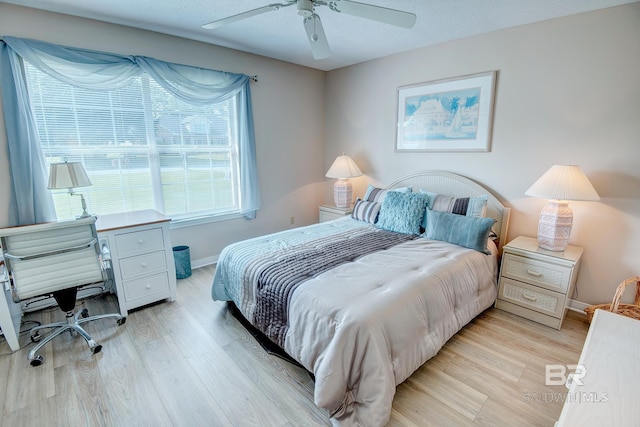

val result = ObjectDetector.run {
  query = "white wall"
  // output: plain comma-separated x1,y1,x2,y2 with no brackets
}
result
325,3,640,305
0,4,326,266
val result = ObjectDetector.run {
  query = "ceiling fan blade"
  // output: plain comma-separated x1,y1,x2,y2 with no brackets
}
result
202,2,294,30
303,14,331,60
330,0,416,29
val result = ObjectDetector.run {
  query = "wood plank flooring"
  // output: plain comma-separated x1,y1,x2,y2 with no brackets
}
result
0,265,589,426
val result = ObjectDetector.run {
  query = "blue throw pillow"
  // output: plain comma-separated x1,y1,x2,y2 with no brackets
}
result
376,191,428,235
424,208,496,254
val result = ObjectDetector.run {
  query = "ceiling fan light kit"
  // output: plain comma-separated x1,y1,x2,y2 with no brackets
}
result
297,0,314,17
202,1,416,59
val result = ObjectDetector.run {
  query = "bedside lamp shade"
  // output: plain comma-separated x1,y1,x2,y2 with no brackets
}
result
326,155,362,208
48,160,93,218
525,165,599,251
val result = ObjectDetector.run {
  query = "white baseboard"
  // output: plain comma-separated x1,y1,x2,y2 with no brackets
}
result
568,299,589,313
191,255,218,270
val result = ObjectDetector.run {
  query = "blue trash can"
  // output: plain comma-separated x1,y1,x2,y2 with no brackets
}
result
173,245,192,279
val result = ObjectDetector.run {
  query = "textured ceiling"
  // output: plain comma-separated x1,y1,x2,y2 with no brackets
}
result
1,0,635,71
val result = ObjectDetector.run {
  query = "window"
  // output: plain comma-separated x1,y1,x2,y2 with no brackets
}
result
24,63,241,222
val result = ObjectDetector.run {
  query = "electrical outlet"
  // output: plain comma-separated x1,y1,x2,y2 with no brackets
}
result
290,216,295,225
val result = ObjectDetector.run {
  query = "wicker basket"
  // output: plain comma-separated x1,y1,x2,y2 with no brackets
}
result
584,276,640,322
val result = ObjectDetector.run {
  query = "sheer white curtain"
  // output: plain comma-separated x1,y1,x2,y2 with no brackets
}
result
0,36,260,225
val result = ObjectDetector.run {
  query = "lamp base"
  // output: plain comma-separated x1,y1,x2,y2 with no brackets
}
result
70,191,91,218
333,179,353,208
537,201,573,251
78,193,91,218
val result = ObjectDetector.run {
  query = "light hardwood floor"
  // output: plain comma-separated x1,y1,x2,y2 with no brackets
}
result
0,265,589,426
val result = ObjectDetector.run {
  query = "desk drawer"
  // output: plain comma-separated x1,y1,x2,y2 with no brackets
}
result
501,253,572,293
115,228,164,257
499,278,564,318
118,250,167,279
123,272,170,309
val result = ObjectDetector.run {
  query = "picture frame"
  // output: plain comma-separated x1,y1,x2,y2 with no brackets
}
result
395,71,497,152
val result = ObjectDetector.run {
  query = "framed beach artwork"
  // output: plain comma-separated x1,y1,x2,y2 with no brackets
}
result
396,71,497,152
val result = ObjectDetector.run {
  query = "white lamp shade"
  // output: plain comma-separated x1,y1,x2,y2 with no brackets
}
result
47,161,92,189
325,155,363,179
525,165,599,251
524,165,599,201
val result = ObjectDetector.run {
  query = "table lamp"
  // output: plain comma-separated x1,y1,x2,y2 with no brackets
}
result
47,160,93,218
325,155,362,208
525,164,600,251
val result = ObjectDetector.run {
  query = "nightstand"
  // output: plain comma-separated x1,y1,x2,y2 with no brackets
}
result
319,204,353,222
495,236,583,329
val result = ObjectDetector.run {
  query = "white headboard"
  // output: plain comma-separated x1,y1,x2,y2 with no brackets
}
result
386,170,511,250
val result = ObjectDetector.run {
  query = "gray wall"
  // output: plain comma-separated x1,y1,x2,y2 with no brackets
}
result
324,3,640,305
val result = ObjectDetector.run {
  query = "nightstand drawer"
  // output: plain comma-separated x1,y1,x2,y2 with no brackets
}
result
118,250,167,279
115,228,165,257
501,253,572,293
499,278,564,318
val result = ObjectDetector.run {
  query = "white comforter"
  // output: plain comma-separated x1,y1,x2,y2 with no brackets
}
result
212,219,498,426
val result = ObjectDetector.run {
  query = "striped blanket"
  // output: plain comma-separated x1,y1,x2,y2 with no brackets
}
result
254,230,415,347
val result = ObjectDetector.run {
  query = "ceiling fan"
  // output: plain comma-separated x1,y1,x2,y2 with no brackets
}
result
202,0,416,60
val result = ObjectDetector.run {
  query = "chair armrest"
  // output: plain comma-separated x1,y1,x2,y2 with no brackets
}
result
0,259,8,292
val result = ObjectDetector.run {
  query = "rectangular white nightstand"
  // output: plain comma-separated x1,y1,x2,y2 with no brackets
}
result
495,236,583,329
319,204,353,222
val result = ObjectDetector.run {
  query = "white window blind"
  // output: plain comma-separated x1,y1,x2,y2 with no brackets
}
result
24,62,241,222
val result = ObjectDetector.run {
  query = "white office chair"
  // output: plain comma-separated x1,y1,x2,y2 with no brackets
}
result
0,216,126,366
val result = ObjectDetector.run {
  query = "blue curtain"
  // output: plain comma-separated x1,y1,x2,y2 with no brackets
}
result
0,36,260,224
0,41,56,225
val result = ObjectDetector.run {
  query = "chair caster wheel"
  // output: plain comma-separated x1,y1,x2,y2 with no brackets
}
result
91,344,102,354
80,308,89,318
117,317,126,326
30,356,43,366
31,332,41,343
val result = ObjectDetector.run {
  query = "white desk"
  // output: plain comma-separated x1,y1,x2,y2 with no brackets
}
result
0,271,22,352
556,309,640,426
0,210,177,352
96,210,177,317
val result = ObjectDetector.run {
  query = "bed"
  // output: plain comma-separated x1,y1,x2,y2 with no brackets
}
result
211,170,510,426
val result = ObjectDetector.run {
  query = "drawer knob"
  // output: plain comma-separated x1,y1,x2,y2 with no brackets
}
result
138,239,144,244
526,269,542,277
146,284,151,289
522,292,538,301
141,262,147,268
